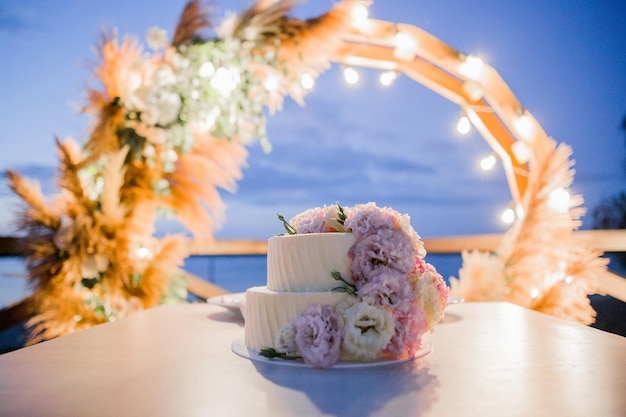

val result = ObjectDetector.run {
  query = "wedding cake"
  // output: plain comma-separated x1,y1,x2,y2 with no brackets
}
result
244,203,449,368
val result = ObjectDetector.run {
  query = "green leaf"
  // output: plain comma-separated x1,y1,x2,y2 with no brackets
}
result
81,277,99,290
330,271,357,296
276,213,297,235
259,347,300,361
131,272,142,288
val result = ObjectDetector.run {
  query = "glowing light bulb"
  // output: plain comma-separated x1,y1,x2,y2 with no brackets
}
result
136,246,153,260
511,141,531,164
548,187,571,212
501,208,516,224
300,73,315,90
343,67,359,85
393,31,418,61
458,55,485,81
264,74,279,91
513,113,535,141
456,115,471,135
351,4,370,30
480,154,497,171
379,70,398,87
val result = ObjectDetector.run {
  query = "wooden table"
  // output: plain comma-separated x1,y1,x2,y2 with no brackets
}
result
1,302,624,417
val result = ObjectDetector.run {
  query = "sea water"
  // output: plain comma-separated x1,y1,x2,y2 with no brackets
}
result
0,254,462,307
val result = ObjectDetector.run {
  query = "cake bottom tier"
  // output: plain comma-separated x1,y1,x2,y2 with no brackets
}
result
244,286,349,351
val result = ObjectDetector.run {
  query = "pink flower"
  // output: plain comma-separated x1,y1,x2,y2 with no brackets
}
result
343,203,398,239
289,207,326,233
358,268,414,314
349,228,416,283
293,304,344,368
290,204,346,234
385,301,427,357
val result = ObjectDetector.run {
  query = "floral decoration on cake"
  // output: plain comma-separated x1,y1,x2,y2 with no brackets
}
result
264,203,449,368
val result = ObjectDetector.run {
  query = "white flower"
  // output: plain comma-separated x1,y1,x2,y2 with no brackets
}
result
125,64,181,127
340,299,394,361
274,323,297,355
414,270,447,330
321,204,349,232
160,148,178,164
146,26,168,50
211,66,240,98
199,62,215,78
166,124,194,152
153,65,177,86
140,90,182,126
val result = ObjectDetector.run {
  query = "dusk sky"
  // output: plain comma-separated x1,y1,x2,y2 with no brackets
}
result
1,0,625,241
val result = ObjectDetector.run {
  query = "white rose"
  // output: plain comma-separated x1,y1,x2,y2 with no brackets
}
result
321,204,349,232
274,323,297,355
340,299,394,361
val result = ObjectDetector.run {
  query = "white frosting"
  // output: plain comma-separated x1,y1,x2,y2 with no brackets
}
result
244,286,349,351
245,232,357,351
266,233,356,291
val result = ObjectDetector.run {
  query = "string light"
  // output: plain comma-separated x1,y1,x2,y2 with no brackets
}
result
457,54,485,81
136,246,153,260
480,154,497,171
456,115,472,135
513,111,535,141
264,74,279,91
393,31,418,61
300,73,315,90
351,3,371,31
501,207,516,224
548,187,571,213
511,140,531,164
379,70,398,87
343,66,360,85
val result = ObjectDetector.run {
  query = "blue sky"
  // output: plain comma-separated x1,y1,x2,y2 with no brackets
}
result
1,0,625,241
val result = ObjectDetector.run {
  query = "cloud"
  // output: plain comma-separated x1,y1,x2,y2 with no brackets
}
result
0,6,38,34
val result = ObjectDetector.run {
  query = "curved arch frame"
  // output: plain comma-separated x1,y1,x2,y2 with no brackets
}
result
330,18,551,215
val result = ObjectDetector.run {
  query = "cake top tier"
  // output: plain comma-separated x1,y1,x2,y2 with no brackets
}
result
267,233,356,292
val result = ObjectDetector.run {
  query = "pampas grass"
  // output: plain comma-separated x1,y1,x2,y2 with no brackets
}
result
6,0,363,343
451,138,608,324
